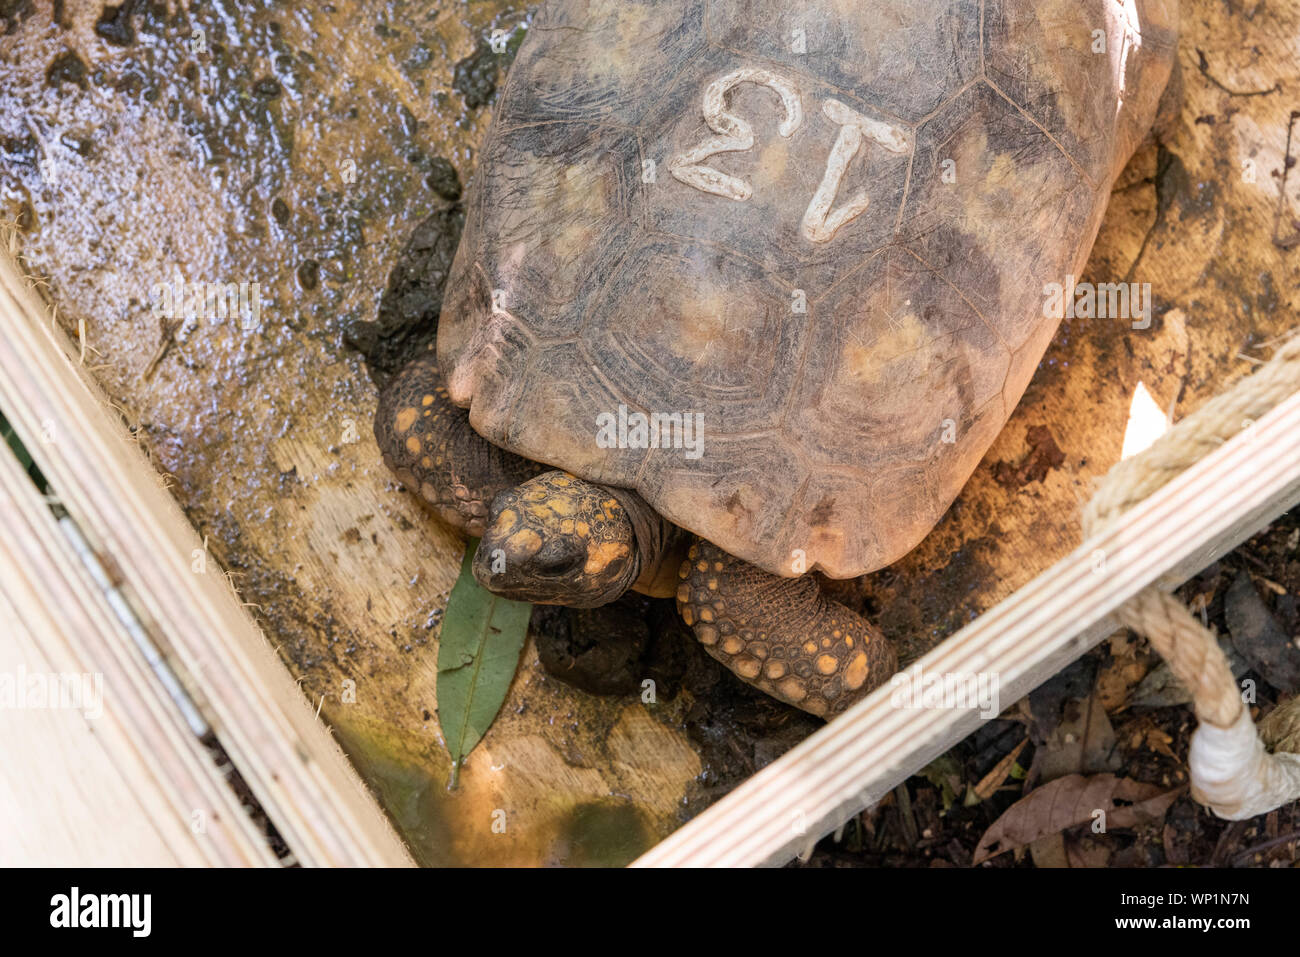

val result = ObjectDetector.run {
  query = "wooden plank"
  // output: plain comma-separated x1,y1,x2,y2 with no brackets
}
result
635,390,1300,867
0,439,277,866
0,249,413,867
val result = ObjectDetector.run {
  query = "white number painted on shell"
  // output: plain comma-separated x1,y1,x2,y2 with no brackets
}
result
668,68,803,202
671,70,912,244
801,98,910,243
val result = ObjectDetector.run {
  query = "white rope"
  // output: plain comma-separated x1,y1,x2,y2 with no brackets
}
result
1084,333,1300,820
1189,705,1300,819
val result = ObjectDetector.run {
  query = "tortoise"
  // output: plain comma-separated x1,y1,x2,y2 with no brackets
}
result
375,0,1180,717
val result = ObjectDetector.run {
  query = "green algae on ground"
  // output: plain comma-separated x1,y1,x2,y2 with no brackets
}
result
548,800,656,868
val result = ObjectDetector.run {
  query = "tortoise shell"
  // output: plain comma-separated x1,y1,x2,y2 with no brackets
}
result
437,0,1179,578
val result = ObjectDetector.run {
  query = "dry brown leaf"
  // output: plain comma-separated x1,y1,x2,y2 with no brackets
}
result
1107,632,1137,657
1038,692,1121,780
1117,714,1178,760
1097,657,1150,713
1029,832,1069,868
1065,833,1114,867
1144,727,1176,759
974,773,1183,864
1097,631,1152,713
1031,830,1114,868
1226,571,1300,693
973,737,1029,802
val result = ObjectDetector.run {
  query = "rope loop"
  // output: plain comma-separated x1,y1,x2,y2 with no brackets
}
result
1083,333,1300,819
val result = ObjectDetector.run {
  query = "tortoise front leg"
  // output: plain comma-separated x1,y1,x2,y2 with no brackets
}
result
374,349,545,535
676,542,897,717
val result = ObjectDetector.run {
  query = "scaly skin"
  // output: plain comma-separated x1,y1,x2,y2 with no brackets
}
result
676,541,897,717
374,348,544,535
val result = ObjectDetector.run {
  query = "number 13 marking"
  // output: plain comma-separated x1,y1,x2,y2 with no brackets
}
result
668,70,912,244
666,68,803,203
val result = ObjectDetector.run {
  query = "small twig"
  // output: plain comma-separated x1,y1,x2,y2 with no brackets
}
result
143,317,183,380
24,116,59,187
1271,111,1300,251
1230,827,1300,866
1195,49,1281,98
1209,819,1251,866
103,400,140,431
23,272,51,292
893,782,919,848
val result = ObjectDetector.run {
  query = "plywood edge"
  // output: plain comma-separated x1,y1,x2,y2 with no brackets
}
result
635,389,1300,867
0,245,413,867
0,443,277,865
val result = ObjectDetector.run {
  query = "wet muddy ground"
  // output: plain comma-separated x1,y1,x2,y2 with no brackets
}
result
2,0,1299,866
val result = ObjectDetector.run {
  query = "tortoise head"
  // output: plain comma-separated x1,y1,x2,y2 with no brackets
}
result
473,471,641,608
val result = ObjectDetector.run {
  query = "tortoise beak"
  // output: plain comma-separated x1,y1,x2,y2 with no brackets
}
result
472,530,588,604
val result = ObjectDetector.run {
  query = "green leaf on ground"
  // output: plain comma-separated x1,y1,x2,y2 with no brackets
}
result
437,538,531,787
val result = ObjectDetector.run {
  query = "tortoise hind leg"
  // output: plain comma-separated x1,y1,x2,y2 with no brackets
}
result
676,541,897,718
374,348,545,535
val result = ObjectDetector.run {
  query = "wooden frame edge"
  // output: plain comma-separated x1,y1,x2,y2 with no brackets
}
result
0,249,413,867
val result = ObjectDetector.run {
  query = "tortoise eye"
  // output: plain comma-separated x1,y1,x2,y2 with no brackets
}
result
532,536,586,578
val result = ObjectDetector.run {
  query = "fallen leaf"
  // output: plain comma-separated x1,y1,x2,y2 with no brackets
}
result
437,539,532,787
1096,630,1152,713
1065,833,1114,868
1144,726,1176,759
992,424,1065,487
919,754,963,811
1226,571,1300,693
1038,692,1121,780
973,738,1029,802
1029,832,1069,868
974,773,1183,864
1097,655,1151,713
